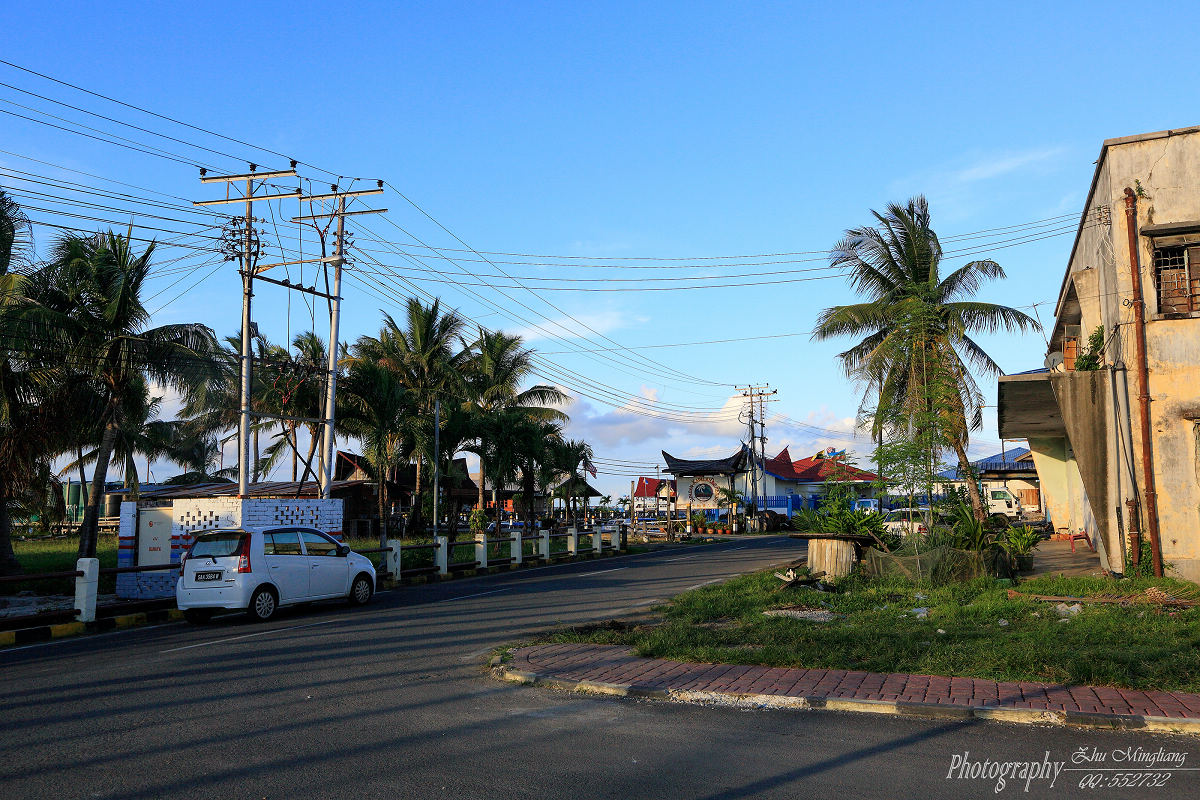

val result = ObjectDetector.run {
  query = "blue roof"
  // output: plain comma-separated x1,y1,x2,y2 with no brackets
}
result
936,446,1032,480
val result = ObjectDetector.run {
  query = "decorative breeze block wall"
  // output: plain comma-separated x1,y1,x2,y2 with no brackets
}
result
117,497,344,600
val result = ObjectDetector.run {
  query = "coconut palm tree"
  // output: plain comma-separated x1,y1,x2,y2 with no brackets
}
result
339,357,414,547
463,328,567,511
47,232,218,557
812,196,1038,520
552,438,593,529
60,376,177,500
352,298,468,533
716,486,744,528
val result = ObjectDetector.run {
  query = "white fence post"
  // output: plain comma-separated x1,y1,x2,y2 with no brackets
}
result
475,532,489,571
386,539,401,579
512,530,523,566
613,525,624,552
435,535,449,576
592,528,602,555
74,557,99,623
539,528,550,561
567,526,578,556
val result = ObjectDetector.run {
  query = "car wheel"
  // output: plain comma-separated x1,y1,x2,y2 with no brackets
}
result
247,586,278,622
183,608,213,625
348,573,374,606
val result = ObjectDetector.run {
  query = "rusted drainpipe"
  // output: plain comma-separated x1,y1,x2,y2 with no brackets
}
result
1123,187,1164,577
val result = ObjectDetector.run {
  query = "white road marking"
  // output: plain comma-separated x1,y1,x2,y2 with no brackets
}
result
159,619,337,653
436,588,511,603
684,578,724,591
577,567,627,577
664,554,703,562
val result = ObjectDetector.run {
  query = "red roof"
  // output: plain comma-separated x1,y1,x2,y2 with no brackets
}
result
633,476,677,498
764,447,879,483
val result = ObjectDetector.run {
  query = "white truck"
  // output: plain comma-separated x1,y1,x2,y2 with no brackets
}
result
986,487,1023,520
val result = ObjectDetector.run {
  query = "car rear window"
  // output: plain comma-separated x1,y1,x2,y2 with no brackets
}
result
189,531,247,558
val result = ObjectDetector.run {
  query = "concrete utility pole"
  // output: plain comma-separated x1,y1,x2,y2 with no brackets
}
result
739,384,777,529
198,171,386,496
290,183,387,498
196,166,299,496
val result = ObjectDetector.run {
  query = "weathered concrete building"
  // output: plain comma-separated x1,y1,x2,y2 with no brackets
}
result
999,126,1200,581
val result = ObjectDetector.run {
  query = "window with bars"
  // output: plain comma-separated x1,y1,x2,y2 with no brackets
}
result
1153,245,1200,313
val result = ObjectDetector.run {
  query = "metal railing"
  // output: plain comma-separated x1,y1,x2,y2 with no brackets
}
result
1,527,628,632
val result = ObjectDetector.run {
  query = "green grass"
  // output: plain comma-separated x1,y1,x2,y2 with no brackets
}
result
543,570,1200,692
8,535,120,595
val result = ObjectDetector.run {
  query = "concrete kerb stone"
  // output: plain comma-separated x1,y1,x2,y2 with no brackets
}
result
496,659,1200,736
0,608,185,648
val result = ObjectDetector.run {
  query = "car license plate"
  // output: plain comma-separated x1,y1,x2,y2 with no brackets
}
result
195,571,222,582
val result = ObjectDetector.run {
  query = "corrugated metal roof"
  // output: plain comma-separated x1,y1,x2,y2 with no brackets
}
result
121,479,373,500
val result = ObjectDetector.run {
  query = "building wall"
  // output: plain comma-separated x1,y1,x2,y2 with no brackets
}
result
117,497,344,599
1047,130,1200,581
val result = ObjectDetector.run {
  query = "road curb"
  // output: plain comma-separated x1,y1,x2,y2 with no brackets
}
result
0,609,184,648
497,664,1200,735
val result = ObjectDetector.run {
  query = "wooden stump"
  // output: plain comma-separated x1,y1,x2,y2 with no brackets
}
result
807,537,857,578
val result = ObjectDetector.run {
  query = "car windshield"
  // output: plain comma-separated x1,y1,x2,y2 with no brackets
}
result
189,531,247,558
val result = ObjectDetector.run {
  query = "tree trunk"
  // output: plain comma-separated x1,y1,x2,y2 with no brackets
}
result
411,455,424,534
79,408,120,559
0,502,23,576
377,474,388,549
76,447,88,526
953,439,986,521
477,461,485,512
291,423,298,481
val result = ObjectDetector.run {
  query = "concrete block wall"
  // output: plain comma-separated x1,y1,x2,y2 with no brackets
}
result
117,497,344,599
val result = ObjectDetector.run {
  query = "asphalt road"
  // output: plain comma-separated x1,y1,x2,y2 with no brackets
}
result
1,536,1196,799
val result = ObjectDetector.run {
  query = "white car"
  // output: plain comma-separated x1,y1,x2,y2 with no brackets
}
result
177,527,377,623
881,507,949,538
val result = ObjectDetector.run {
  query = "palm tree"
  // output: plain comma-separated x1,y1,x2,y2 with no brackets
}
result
352,298,468,533
0,190,33,276
48,232,218,557
552,438,593,529
812,196,1038,520
61,376,176,500
463,328,566,511
340,358,414,547
716,486,744,528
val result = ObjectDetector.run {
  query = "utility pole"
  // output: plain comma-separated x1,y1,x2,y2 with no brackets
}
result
291,182,387,498
739,384,777,529
198,170,386,497
196,166,299,496
432,397,441,535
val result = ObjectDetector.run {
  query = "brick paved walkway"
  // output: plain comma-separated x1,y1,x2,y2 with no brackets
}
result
506,644,1200,728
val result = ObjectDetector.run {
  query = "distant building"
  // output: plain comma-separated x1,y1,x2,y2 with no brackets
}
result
661,445,877,516
935,446,1042,514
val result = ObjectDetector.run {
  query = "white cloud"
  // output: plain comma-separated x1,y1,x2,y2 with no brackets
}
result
952,147,1067,183
505,308,647,345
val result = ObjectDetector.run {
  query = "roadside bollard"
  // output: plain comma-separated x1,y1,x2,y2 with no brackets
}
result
539,528,550,561
592,528,603,554
567,527,579,556
512,530,523,566
475,532,489,571
74,557,99,623
386,539,401,579
435,535,449,576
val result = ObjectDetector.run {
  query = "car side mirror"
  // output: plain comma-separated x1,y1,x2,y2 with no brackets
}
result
337,545,350,557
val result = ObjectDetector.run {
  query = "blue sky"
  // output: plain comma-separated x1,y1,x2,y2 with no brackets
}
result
3,1,1197,496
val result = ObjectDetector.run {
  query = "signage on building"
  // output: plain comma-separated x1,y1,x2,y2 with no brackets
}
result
689,478,716,504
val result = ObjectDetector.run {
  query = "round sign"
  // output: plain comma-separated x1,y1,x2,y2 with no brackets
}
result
691,482,714,502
